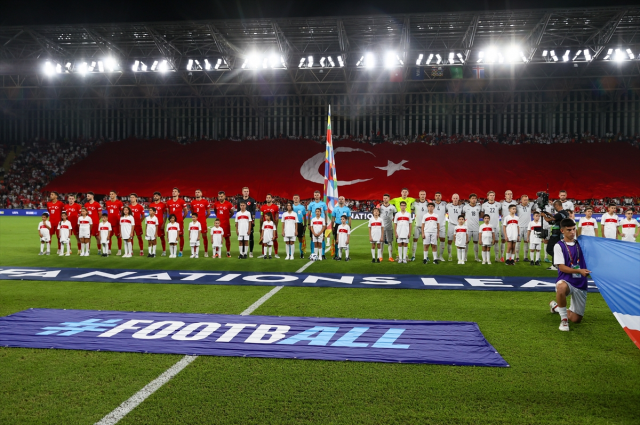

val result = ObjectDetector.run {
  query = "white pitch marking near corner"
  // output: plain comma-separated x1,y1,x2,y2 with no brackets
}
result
95,285,284,425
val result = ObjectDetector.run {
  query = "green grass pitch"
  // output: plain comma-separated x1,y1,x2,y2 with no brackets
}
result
1,217,639,424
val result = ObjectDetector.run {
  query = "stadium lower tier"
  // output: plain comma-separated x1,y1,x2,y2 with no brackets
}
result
46,138,640,199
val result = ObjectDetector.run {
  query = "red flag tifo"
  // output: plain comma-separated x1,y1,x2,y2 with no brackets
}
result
47,139,640,200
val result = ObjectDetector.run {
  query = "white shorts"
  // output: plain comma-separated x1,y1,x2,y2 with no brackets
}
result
397,238,409,244
312,235,324,243
519,227,529,242
167,233,178,244
529,242,541,251
100,237,109,245
468,230,479,243
79,229,91,239
506,227,518,242
557,280,587,316
238,235,249,241
283,236,296,242
423,233,438,245
263,241,274,246
447,223,457,240
338,242,349,249
190,240,200,247
40,236,51,242
121,230,132,240
145,235,156,241
60,237,70,243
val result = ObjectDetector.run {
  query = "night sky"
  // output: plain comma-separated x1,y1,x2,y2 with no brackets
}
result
2,0,635,26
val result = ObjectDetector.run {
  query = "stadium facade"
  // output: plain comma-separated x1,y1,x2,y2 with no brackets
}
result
1,6,640,140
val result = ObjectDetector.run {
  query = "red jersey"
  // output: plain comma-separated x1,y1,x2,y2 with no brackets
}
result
129,203,145,225
190,199,210,222
106,200,124,222
213,200,234,223
167,198,187,222
260,203,280,222
84,201,102,225
64,202,82,228
148,201,167,224
47,200,65,223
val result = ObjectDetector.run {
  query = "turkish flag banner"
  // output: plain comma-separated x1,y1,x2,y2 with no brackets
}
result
47,138,640,200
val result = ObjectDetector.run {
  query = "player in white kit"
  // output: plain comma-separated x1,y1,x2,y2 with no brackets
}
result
454,215,468,265
600,204,620,239
500,190,517,262
379,194,397,262
145,207,159,257
527,211,543,265
433,192,447,261
336,215,351,261
462,193,482,262
309,208,326,261
421,202,440,264
38,212,52,255
411,191,428,262
394,201,412,263
502,205,519,265
368,208,384,263
481,191,501,262
236,202,253,259
166,214,181,258
57,212,72,256
120,206,135,258
577,207,598,237
261,212,277,259
188,214,202,258
210,219,224,258
479,214,495,264
281,202,298,260
77,207,93,256
446,194,464,261
98,214,112,257
516,195,535,262
620,209,639,242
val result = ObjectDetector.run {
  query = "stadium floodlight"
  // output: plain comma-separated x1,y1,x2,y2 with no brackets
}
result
364,52,375,68
572,50,582,61
204,59,211,70
89,61,96,72
584,49,592,61
397,55,403,66
436,54,442,64
562,50,570,62
448,52,454,64
498,53,504,63
485,49,497,63
416,53,423,65
308,55,314,67
269,54,279,68
604,48,613,60
298,57,305,68
337,55,344,67
356,56,363,66
328,56,335,67
104,57,116,72
187,59,193,70
426,54,433,65
550,50,558,62
626,48,635,60
77,62,88,75
214,59,221,70
43,61,55,76
158,60,168,72
477,51,484,63
140,62,147,71
281,55,287,68
542,50,548,57
262,58,268,68
520,51,528,63
320,57,326,67
132,60,139,72
384,51,396,68
151,60,159,71
614,49,625,62
98,61,104,73
457,53,464,64
56,63,62,73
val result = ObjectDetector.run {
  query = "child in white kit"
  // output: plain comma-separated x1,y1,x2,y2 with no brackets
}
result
421,202,440,264
454,215,468,264
210,218,224,258
502,205,519,265
620,209,639,242
57,212,72,256
38,212,52,255
527,211,543,266
145,207,159,257
98,213,113,257
368,208,384,263
310,208,326,260
479,214,495,265
166,214,180,258
261,212,277,259
578,206,598,237
188,213,202,258
336,215,351,261
600,204,620,239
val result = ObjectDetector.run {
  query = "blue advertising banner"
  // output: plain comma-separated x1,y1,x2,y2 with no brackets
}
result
0,267,600,292
0,308,509,367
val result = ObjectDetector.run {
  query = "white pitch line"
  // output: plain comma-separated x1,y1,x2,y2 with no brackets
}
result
95,286,284,425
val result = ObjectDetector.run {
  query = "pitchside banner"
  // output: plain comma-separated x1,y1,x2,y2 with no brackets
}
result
0,308,509,367
0,267,600,292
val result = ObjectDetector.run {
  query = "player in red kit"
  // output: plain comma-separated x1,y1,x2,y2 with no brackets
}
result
148,191,167,256
105,190,124,255
166,187,188,257
128,193,146,256
64,193,82,253
47,191,65,254
84,192,103,254
259,193,280,258
213,191,235,257
190,189,211,257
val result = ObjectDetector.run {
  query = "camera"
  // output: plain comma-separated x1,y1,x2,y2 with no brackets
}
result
535,191,549,211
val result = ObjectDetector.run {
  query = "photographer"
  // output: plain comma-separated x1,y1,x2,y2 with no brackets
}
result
539,200,570,271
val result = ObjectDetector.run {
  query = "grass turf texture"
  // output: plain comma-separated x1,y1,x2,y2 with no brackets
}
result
1,217,639,424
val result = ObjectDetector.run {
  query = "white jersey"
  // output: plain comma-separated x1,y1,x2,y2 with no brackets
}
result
446,203,464,225
454,224,468,247
394,211,412,239
517,203,534,228
578,217,598,237
120,215,135,239
57,220,72,242
480,224,494,245
235,210,252,236
210,226,224,246
481,202,501,228
421,212,439,234
620,218,639,241
98,221,112,244
433,201,447,225
337,224,351,247
38,221,51,240
145,216,159,239
528,220,543,244
188,221,202,243
310,215,326,236
412,201,429,226
281,211,298,238
500,200,517,222
368,217,383,242
503,215,519,241
561,200,575,212
77,216,93,234
262,220,276,243
600,213,619,238
462,204,481,231
379,204,397,230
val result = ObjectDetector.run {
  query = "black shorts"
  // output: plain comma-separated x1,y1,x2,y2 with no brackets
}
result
297,223,305,238
332,222,339,238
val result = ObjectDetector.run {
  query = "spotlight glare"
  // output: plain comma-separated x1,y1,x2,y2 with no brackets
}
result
140,62,147,71
416,53,423,65
132,60,139,72
426,53,433,65
308,55,314,67
56,63,62,73
584,49,592,61
187,59,193,70
151,60,158,71
43,61,55,76
457,53,464,64
98,61,104,72
320,57,326,67
338,55,344,67
298,57,305,68
384,51,396,68
77,62,88,75
542,50,548,57
158,60,168,72
364,52,375,68
614,48,625,62
328,56,335,67
356,55,364,66
436,54,442,64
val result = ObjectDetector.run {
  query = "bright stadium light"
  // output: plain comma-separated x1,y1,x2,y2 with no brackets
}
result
270,54,279,68
364,52,375,68
550,50,558,62
187,59,193,70
520,51,528,63
43,61,55,76
158,60,168,72
89,61,96,72
320,57,326,67
56,63,62,73
477,51,484,63
542,50,548,57
614,48,625,61
214,59,221,70
426,54,433,65
485,49,497,63
584,49,592,61
448,52,454,63
436,54,442,64
77,62,88,75
132,60,139,72
572,50,582,61
626,48,635,59
98,61,104,72
562,50,570,62
308,55,314,67
281,55,287,68
151,60,159,71
457,53,465,64
416,53,423,65
262,57,268,68
337,55,344,67
104,57,116,72
384,51,396,68
140,62,147,71
298,57,305,68
604,48,613,60
328,56,335,67
356,56,363,66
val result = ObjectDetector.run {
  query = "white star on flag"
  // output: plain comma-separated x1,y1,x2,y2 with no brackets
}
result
375,160,410,176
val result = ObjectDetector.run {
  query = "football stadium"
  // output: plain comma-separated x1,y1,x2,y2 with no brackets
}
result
1,4,639,424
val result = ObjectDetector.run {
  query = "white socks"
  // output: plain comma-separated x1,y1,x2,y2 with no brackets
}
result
371,248,376,259
170,245,177,256
423,249,428,259
387,244,393,259
457,248,466,262
558,306,568,321
412,242,417,257
473,243,479,259
534,251,540,261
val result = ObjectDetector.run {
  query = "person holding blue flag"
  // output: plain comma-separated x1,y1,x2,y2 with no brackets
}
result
549,218,591,332
307,190,328,260
332,196,352,260
292,195,308,259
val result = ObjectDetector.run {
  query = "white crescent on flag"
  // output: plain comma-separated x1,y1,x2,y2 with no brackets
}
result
300,147,375,185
